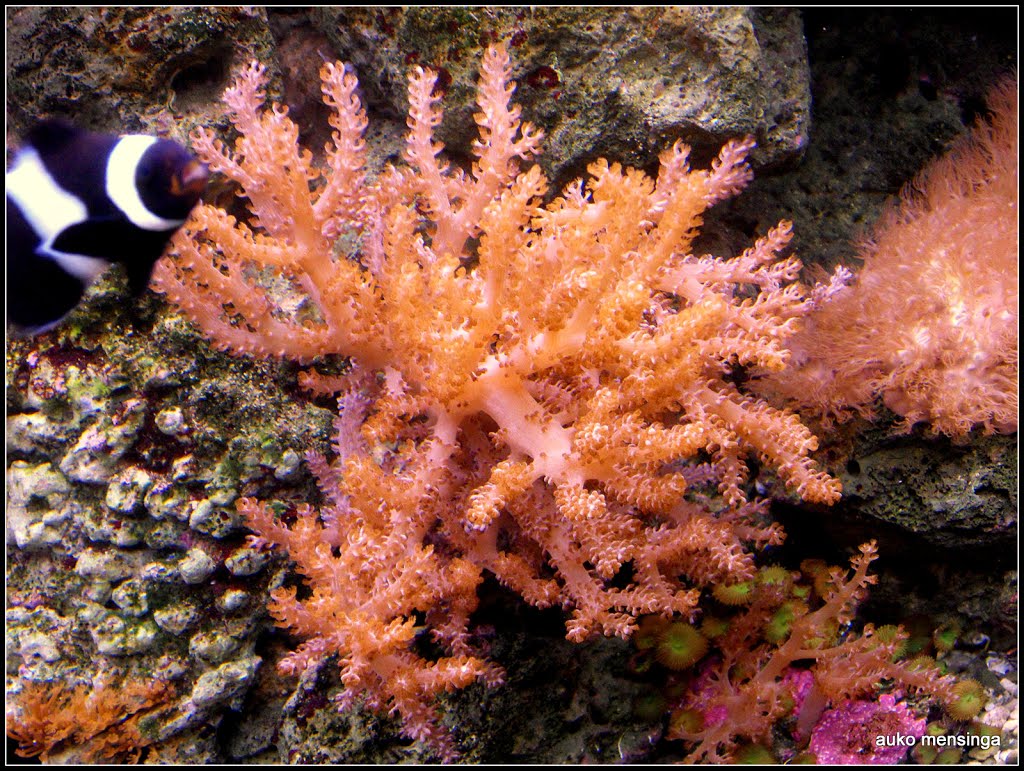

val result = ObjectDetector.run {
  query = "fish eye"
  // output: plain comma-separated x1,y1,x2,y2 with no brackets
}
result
137,160,158,184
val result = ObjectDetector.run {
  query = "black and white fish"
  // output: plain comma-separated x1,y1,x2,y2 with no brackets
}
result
6,119,208,335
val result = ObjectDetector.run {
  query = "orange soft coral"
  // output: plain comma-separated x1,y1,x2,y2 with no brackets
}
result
6,674,172,762
765,76,1018,438
156,44,843,758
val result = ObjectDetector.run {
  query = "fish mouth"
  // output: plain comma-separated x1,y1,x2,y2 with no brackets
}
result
171,160,209,198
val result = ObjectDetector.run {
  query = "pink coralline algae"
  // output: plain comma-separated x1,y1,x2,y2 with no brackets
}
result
809,694,927,764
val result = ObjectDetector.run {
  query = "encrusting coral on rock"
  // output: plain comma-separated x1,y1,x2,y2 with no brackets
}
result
6,674,173,762
153,43,858,758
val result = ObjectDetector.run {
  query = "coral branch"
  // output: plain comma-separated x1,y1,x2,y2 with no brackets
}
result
157,44,844,759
